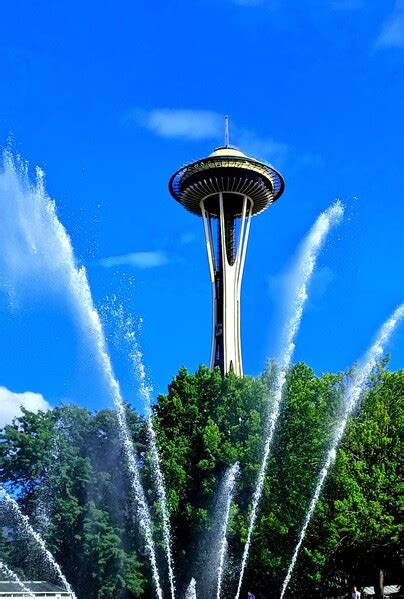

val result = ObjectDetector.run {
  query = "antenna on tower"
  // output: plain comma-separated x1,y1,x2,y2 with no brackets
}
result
224,115,230,147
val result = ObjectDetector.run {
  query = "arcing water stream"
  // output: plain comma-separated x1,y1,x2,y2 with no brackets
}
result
279,303,404,598
216,463,239,599
185,577,197,599
0,153,162,599
0,487,75,598
0,560,35,598
235,201,345,598
106,303,176,598
131,349,176,598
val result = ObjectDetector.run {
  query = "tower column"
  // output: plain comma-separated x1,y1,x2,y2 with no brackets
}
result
201,194,252,376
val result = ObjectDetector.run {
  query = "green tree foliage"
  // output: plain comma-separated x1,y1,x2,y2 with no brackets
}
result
83,501,145,597
153,364,343,595
0,405,147,598
154,363,402,597
0,363,401,598
294,369,403,598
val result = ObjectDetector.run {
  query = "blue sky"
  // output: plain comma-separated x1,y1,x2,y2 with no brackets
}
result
0,0,403,417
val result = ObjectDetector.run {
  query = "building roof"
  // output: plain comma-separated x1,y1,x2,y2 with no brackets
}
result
209,146,246,158
0,581,70,595
363,585,401,596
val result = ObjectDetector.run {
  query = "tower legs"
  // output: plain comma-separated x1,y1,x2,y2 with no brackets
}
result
200,194,252,376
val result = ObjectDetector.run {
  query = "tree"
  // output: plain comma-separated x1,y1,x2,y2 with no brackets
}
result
153,363,342,596
0,362,401,598
154,363,402,598
294,368,403,598
0,405,147,598
83,501,145,598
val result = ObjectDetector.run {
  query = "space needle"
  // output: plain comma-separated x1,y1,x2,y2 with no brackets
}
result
169,117,285,376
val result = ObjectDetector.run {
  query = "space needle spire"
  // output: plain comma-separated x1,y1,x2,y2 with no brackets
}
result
224,115,230,147
169,119,285,376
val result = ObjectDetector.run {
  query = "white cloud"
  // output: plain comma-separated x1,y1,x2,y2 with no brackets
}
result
180,232,197,245
0,386,51,427
99,251,168,269
132,107,289,164
133,108,223,140
376,0,404,48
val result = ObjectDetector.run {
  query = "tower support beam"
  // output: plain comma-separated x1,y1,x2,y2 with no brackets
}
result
201,193,252,376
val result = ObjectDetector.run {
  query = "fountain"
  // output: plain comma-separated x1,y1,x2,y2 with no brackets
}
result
215,463,240,599
279,303,404,598
102,301,176,598
0,487,75,598
0,561,35,598
0,151,402,599
0,153,162,599
184,578,197,599
235,201,344,598
142,383,176,599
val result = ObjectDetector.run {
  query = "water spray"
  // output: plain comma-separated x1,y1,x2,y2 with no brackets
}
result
0,487,75,598
185,578,197,599
280,303,404,598
235,201,344,598
216,463,240,599
105,302,176,598
0,560,35,598
0,154,163,598
133,352,175,599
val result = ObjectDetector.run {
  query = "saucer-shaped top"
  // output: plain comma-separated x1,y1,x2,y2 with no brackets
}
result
169,146,285,217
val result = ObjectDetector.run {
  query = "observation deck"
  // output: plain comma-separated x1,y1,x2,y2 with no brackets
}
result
168,146,285,218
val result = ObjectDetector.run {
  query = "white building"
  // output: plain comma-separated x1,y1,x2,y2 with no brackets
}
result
363,585,402,597
0,581,73,598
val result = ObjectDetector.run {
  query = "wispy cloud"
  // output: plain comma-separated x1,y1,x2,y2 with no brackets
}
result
0,386,51,427
180,232,197,245
99,251,168,269
132,107,289,163
132,108,222,140
376,0,404,48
